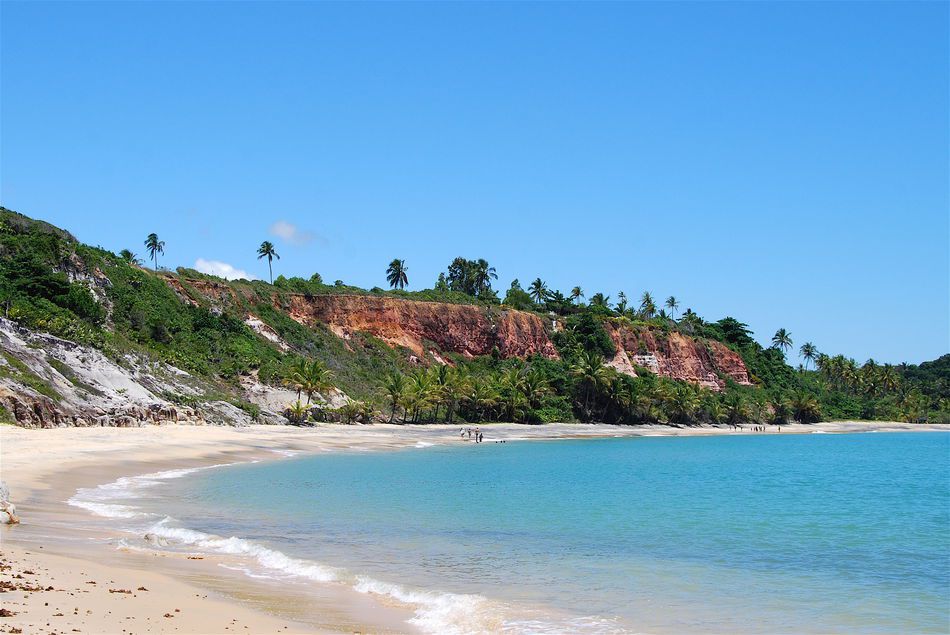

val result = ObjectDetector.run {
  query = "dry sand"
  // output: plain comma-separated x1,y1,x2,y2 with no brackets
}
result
1,420,945,634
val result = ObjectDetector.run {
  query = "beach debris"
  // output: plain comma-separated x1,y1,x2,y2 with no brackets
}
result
0,608,16,617
136,586,147,591
108,589,132,594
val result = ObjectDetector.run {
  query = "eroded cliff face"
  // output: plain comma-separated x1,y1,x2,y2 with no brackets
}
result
280,294,560,360
604,322,751,391
0,319,286,428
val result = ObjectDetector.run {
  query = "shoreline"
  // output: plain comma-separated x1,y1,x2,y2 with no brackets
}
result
1,420,946,634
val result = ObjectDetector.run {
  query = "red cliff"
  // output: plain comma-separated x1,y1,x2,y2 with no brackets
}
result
604,321,751,391
281,294,560,360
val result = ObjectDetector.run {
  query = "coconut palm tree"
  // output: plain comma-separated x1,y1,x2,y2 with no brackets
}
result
640,292,656,318
666,383,700,425
257,241,280,284
144,233,165,271
281,358,309,400
800,342,818,370
570,286,584,304
724,392,749,425
383,371,407,423
770,395,791,425
406,370,435,422
881,364,900,393
301,360,334,405
499,366,527,421
665,296,679,320
473,259,497,296
528,278,548,305
589,293,611,309
386,259,409,290
791,391,821,423
771,328,793,354
468,378,498,422
119,249,141,265
616,291,628,314
442,367,470,424
520,366,550,412
571,351,612,420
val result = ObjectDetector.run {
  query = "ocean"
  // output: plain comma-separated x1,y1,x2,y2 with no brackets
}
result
71,431,950,634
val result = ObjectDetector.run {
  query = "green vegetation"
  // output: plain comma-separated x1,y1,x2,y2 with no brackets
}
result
1,351,61,401
0,206,946,426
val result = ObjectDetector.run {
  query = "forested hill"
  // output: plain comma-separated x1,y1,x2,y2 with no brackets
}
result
0,206,946,428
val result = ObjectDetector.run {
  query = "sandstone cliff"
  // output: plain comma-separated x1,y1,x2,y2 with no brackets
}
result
279,294,560,360
603,321,751,391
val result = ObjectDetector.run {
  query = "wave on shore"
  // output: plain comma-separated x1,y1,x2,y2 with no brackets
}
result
67,462,623,634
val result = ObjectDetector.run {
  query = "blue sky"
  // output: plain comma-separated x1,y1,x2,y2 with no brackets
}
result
2,1,947,365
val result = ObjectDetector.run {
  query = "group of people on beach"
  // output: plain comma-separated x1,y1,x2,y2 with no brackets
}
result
461,427,484,443
730,424,781,432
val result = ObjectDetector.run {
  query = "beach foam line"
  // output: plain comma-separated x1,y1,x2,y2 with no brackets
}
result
67,462,240,519
66,448,634,634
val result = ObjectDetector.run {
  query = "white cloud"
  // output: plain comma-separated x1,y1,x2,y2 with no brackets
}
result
194,258,258,281
269,220,315,246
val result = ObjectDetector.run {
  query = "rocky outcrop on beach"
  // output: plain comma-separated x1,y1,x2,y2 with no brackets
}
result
0,319,258,428
604,322,752,391
280,294,560,360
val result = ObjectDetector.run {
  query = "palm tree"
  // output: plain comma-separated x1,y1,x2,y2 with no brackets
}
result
383,371,407,423
770,395,791,425
665,383,700,425
442,367,470,424
286,400,308,425
589,293,611,309
257,241,280,284
144,233,165,271
282,358,308,400
468,378,498,422
520,366,550,412
119,249,141,265
528,278,548,304
386,259,409,290
771,328,793,354
665,296,679,320
791,391,821,423
800,342,817,370
616,291,628,314
499,366,527,421
406,370,435,422
571,351,612,420
640,292,656,318
570,286,584,304
881,364,900,393
301,360,334,405
473,259,497,296
724,392,749,425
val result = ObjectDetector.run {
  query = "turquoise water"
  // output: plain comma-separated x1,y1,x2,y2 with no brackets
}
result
140,433,948,633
